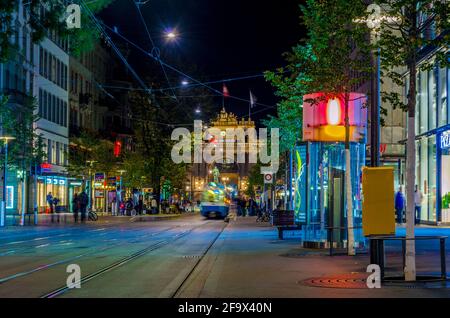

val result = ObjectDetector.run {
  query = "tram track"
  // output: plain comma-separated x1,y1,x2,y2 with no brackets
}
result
170,221,228,298
0,224,187,285
40,221,215,298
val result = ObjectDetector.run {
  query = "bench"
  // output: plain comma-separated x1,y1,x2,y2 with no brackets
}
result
369,235,448,281
271,210,301,240
276,225,302,239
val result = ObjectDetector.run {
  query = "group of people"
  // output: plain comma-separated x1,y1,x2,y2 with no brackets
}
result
394,185,424,225
160,199,194,214
117,196,159,216
71,191,89,223
46,192,62,223
236,197,259,217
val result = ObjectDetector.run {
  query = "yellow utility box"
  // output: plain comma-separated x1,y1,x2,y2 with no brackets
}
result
362,167,395,236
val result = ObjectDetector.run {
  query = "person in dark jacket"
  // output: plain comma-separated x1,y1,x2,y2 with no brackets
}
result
72,193,80,223
136,195,144,215
52,197,60,223
79,191,89,223
395,187,405,224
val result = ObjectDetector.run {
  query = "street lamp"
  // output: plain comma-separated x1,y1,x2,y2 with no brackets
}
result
0,136,15,227
86,160,97,211
165,29,178,41
117,169,126,205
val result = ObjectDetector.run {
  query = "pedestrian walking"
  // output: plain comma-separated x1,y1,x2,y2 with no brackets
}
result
136,195,144,215
46,192,54,214
79,191,88,223
125,198,134,216
72,193,80,223
151,197,157,214
52,197,60,223
395,187,405,224
414,185,424,225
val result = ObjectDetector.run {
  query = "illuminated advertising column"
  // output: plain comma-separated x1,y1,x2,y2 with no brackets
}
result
298,92,367,244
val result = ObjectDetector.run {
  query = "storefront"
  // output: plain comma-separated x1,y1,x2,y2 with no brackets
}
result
411,62,448,224
68,178,85,213
439,129,450,223
37,175,68,213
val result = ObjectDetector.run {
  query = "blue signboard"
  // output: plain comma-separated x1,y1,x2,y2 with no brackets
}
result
440,130,450,150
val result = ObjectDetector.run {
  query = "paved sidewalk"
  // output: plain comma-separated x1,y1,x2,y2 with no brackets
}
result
177,217,450,298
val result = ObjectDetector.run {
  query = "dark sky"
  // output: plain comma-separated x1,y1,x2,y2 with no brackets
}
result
100,0,306,125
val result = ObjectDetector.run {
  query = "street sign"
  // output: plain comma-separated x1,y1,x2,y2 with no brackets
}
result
94,172,105,182
264,174,273,184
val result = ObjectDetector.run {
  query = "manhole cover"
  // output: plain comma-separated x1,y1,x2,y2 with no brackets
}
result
300,274,450,289
299,273,369,289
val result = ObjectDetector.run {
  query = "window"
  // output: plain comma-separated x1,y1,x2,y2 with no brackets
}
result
39,89,43,116
63,102,67,127
52,55,56,83
39,47,43,75
63,65,67,90
43,50,47,78
51,141,56,164
439,66,448,127
47,140,52,164
56,60,60,87
56,142,60,165
64,144,68,166
52,95,56,123
429,68,437,130
56,98,60,125
43,90,47,119
419,69,428,134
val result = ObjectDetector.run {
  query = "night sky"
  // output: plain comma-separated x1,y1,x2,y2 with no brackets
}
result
100,0,306,125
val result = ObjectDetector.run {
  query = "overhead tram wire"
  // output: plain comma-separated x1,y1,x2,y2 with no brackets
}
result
80,1,195,126
96,20,278,112
80,0,154,100
133,0,196,122
98,72,277,93
133,0,178,101
93,80,194,128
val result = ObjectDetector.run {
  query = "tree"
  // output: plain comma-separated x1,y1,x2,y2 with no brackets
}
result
374,0,449,281
0,94,46,168
0,0,115,62
68,130,118,183
245,162,264,198
0,94,46,218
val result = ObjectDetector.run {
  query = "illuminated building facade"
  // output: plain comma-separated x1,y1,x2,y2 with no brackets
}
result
189,108,255,201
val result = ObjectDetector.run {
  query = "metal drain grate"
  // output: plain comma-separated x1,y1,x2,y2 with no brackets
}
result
182,255,202,259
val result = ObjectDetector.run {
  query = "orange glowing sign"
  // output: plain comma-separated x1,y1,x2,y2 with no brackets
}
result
303,92,367,142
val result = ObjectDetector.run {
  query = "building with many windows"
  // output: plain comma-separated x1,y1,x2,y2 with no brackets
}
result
411,55,448,224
